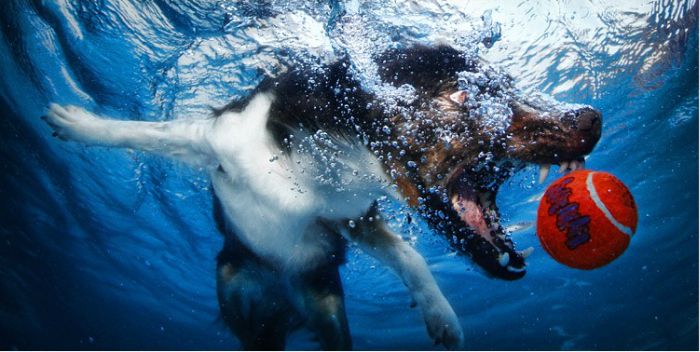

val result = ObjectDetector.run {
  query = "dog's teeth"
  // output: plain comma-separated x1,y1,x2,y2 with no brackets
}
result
559,161,570,173
518,247,534,258
506,265,526,273
569,160,578,171
498,252,510,267
538,164,550,184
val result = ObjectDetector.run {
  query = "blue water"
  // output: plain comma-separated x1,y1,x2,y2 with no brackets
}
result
0,1,697,350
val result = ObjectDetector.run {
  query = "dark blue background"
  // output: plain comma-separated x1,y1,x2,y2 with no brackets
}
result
1,1,697,349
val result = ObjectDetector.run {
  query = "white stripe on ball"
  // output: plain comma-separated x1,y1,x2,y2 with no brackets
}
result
586,172,634,237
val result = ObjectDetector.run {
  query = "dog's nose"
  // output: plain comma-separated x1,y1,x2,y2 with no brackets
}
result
575,108,602,135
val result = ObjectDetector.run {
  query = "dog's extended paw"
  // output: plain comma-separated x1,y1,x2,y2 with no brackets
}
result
42,103,103,143
424,299,464,350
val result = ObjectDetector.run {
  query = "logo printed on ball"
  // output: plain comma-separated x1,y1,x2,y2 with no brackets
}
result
544,176,591,249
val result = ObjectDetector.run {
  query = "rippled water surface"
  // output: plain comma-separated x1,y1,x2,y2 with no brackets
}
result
1,0,697,350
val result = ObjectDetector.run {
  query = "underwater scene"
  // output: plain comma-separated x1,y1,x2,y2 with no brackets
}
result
0,0,698,350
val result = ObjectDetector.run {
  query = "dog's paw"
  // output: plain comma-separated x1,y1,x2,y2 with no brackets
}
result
424,299,464,350
42,104,102,143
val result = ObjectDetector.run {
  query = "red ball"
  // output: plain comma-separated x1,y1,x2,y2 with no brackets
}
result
537,170,638,269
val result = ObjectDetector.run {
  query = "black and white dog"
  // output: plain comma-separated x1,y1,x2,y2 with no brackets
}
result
43,45,601,350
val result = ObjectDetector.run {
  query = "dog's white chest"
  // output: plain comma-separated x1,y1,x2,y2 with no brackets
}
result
206,93,395,269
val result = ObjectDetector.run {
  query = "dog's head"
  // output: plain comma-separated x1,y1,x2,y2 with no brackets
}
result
375,45,602,279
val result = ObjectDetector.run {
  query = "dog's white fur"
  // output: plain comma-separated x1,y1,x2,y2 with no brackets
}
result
45,94,463,348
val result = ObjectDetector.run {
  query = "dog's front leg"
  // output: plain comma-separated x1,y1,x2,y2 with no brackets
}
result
43,104,215,166
342,204,464,350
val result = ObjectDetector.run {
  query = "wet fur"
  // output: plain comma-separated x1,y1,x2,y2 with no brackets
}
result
43,46,470,350
43,44,601,349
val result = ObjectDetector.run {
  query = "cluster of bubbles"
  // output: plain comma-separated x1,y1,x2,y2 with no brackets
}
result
175,0,505,108
275,128,389,196
169,1,536,224
326,1,503,107
516,91,588,118
457,65,515,135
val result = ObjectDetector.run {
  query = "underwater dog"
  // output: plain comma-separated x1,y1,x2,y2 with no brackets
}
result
43,44,601,350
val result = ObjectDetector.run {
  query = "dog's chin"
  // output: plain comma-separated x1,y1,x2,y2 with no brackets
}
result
444,168,529,280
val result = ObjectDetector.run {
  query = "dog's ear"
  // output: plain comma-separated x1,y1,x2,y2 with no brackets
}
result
449,90,468,105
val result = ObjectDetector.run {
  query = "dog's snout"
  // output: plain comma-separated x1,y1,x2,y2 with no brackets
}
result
575,108,602,134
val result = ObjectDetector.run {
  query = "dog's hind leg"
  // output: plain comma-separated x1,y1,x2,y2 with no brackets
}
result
294,264,352,350
214,194,296,350
216,251,297,350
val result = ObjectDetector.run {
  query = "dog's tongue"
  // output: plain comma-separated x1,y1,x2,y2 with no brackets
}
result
450,189,496,246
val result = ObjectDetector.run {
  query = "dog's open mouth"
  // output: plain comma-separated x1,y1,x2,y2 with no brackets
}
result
439,166,530,280
412,104,602,280
374,49,603,280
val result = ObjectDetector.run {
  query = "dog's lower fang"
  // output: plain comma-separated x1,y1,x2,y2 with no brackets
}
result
507,265,526,273
498,252,510,267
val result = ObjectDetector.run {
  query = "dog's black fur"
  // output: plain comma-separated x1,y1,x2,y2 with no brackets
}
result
44,43,601,350
209,44,601,348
